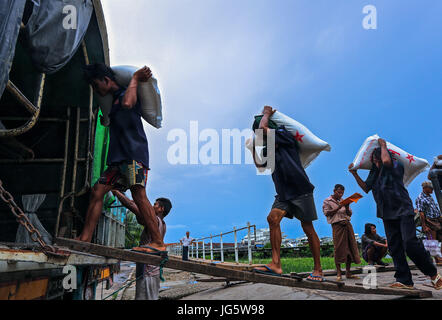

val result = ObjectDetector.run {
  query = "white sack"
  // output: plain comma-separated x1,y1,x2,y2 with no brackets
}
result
351,134,429,186
246,110,331,168
97,65,163,129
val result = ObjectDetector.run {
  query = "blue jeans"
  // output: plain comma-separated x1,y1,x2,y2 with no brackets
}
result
383,215,437,285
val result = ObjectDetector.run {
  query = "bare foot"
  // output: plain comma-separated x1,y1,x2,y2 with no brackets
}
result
74,235,92,243
306,270,324,282
135,242,166,252
346,272,360,279
311,269,323,277
253,263,283,275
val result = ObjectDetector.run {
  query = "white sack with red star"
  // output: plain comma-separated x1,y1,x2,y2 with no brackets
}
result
246,110,331,168
351,134,430,186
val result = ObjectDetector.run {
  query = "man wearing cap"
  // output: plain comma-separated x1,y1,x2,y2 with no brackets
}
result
416,181,442,265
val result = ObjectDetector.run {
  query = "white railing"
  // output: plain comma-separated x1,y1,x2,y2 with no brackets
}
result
167,222,257,264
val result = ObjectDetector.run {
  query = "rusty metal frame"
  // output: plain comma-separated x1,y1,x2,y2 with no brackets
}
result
55,41,96,237
0,74,45,137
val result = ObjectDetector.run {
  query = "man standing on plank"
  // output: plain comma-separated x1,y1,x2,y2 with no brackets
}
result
252,106,323,282
349,138,442,289
322,184,361,281
77,63,165,253
112,190,171,300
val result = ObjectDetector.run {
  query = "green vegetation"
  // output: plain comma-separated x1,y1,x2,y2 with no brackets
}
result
125,211,144,248
236,257,393,273
221,252,393,273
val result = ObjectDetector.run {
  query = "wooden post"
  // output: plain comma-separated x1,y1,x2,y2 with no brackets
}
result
234,227,238,264
210,235,213,261
220,232,224,263
247,222,252,265
254,225,257,247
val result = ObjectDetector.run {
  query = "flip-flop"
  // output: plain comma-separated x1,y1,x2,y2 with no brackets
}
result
346,274,360,279
389,282,415,290
252,265,282,277
132,245,168,257
306,273,325,282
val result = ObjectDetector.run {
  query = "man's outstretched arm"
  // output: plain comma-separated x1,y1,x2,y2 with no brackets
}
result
111,190,143,224
348,163,370,193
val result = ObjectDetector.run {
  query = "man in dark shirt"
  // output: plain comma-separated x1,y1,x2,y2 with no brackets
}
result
77,64,166,253
252,106,323,282
361,223,388,265
349,138,441,289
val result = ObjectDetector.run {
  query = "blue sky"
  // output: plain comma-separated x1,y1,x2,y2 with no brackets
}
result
101,0,442,244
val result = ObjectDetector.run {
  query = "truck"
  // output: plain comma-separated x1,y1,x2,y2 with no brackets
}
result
0,0,126,300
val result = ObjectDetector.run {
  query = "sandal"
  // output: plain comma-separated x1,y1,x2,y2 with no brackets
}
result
346,274,360,279
431,273,442,290
389,282,415,290
336,275,342,281
252,265,282,277
306,273,325,282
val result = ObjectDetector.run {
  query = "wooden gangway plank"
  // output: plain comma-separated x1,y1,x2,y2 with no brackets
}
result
292,264,419,278
54,238,432,298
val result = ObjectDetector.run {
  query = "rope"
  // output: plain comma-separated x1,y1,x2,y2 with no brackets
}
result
102,274,144,300
159,255,169,282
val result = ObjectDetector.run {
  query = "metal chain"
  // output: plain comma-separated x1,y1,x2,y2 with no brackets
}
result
0,178,59,256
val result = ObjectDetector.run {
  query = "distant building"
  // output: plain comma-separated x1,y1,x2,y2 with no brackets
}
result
242,228,289,246
242,228,269,245
320,237,333,245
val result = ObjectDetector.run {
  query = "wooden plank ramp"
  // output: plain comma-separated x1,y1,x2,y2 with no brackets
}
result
54,238,432,298
170,256,260,271
293,264,419,278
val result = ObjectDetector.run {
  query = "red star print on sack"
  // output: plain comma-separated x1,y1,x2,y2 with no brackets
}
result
351,134,430,186
294,131,305,143
388,149,401,160
406,154,415,164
